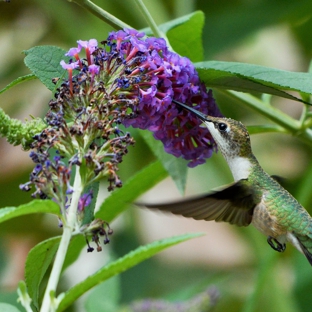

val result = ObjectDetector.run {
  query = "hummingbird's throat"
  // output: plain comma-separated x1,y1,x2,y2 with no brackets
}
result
227,156,253,181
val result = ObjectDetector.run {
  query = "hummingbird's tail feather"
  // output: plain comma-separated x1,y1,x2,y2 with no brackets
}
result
295,234,312,266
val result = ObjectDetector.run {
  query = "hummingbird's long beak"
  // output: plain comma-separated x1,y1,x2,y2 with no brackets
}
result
173,100,211,122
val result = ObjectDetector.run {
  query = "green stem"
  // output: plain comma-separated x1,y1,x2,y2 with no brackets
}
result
300,128,312,145
224,90,300,131
134,0,162,37
133,0,173,50
68,0,132,29
299,104,309,126
68,0,173,50
40,169,83,312
301,103,312,129
220,90,312,145
303,117,312,129
247,124,286,135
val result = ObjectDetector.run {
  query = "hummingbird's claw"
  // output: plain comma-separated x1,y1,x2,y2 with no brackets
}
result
267,236,286,252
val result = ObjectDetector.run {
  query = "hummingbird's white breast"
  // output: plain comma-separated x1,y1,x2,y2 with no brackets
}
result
227,156,252,181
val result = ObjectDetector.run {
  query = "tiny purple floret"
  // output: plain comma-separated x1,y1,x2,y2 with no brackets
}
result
60,60,79,70
77,39,98,54
65,47,81,57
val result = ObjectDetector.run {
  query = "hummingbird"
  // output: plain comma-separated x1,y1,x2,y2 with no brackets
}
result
142,100,312,265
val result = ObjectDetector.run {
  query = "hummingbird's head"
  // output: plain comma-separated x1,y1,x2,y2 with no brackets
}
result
173,100,252,159
202,116,252,159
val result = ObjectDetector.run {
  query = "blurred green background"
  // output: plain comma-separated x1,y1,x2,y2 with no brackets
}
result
1,0,312,311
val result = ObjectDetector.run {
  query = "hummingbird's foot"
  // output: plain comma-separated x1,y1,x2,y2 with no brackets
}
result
267,236,286,252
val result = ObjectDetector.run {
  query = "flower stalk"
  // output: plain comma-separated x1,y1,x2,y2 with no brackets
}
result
41,169,83,312
133,0,172,49
68,0,132,30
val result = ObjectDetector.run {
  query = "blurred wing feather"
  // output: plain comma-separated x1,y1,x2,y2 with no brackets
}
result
141,179,259,227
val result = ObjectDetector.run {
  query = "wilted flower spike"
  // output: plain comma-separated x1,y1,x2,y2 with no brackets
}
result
81,219,113,252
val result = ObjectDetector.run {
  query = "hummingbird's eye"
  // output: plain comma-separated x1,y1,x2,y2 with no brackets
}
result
218,123,228,132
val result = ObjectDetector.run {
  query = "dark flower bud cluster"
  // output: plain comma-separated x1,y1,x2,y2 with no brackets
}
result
20,38,137,200
80,219,113,252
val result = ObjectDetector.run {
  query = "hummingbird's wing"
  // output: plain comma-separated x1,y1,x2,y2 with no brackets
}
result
294,234,312,266
140,179,259,227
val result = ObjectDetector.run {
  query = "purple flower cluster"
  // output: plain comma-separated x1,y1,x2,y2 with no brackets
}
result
59,29,221,168
101,29,222,167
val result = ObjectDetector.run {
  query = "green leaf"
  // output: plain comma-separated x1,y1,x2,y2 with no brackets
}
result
196,61,312,103
0,292,19,310
84,274,120,312
139,130,188,194
25,237,61,309
0,200,60,224
0,303,21,312
25,235,86,309
56,233,204,312
143,11,205,62
203,1,312,58
0,74,37,95
165,11,205,62
23,46,69,91
95,160,168,222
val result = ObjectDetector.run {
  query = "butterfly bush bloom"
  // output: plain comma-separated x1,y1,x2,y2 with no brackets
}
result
103,29,222,167
20,29,221,250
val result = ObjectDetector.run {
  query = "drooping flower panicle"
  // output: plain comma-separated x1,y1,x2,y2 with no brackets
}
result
20,28,221,250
